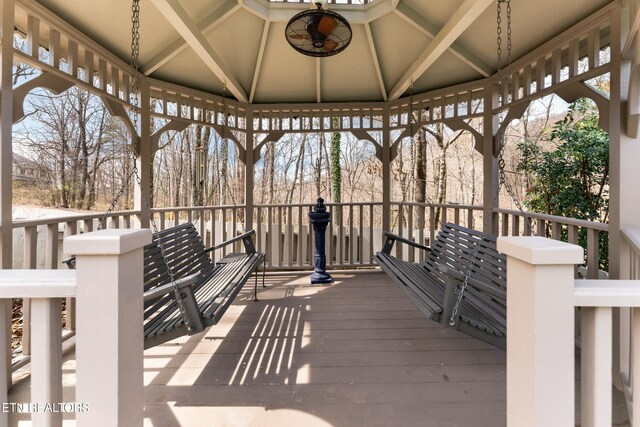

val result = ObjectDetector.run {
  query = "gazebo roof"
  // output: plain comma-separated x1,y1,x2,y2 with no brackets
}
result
24,0,612,104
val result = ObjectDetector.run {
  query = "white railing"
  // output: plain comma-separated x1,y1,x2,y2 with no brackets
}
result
0,229,149,427
499,234,640,427
495,207,609,279
618,228,640,424
11,210,140,363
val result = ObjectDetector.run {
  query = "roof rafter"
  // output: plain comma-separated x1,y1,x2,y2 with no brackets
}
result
149,0,248,103
364,22,387,101
142,0,240,76
394,1,492,78
249,20,271,103
389,0,494,100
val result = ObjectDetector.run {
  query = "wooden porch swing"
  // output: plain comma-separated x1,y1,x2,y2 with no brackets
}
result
66,0,265,350
376,0,516,350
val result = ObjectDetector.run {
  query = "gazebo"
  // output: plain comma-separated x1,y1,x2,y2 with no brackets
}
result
0,0,639,425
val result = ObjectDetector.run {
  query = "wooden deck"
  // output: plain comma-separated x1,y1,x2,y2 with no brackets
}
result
7,270,630,426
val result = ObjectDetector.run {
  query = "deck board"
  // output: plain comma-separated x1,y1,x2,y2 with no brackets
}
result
7,270,631,426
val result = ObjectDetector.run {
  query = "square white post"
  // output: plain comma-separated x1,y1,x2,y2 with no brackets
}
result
65,229,152,427
497,236,583,427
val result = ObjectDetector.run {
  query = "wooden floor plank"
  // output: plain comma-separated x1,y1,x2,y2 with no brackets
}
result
9,270,631,426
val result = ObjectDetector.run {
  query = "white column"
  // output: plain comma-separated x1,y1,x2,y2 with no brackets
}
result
482,84,499,234
497,236,583,427
382,106,391,232
0,0,14,395
65,229,152,427
135,78,151,228
245,106,254,231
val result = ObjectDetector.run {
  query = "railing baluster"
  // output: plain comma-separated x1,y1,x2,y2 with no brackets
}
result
257,207,263,260
298,206,304,267
429,206,435,246
418,205,425,263
46,224,59,269
552,221,562,240
369,204,374,264
359,204,364,265
328,205,335,267
524,216,532,236
222,207,228,257
581,306,613,427
349,204,354,265
199,208,205,242
396,204,403,259
31,298,63,427
64,222,78,332
408,205,414,263
267,207,273,268
587,228,600,279
22,226,37,357
334,205,341,266
502,213,509,236
278,206,284,267
287,206,293,266
512,215,520,236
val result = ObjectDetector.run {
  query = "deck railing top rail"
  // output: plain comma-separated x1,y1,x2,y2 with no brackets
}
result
494,207,609,232
12,210,141,229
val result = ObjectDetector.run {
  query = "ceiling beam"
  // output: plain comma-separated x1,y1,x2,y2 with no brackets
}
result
249,20,270,103
364,22,387,101
388,0,493,100
394,1,492,78
142,0,240,76
149,0,248,103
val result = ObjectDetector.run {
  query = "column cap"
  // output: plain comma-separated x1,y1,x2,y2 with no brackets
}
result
65,229,152,256
497,236,583,265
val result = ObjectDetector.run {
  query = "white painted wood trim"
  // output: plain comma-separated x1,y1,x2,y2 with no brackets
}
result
580,306,612,427
0,270,75,298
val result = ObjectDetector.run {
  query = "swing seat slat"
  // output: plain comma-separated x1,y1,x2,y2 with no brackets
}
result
142,223,264,349
375,223,507,350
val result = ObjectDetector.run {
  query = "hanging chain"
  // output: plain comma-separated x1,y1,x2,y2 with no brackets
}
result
409,79,415,137
127,0,194,332
448,241,481,326
495,1,526,216
130,0,141,129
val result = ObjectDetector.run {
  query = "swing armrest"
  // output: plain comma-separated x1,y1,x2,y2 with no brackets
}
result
437,265,506,300
381,231,430,255
143,272,201,302
204,230,257,254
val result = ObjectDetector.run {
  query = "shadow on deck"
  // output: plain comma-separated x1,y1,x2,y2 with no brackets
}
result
140,270,506,427
22,270,639,425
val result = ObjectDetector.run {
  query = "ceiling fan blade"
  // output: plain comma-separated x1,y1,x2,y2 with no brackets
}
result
324,38,339,52
317,15,338,36
289,34,311,40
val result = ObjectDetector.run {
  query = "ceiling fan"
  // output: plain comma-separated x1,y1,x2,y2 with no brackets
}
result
285,0,352,57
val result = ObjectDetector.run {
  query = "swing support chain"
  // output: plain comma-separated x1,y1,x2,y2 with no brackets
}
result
448,239,481,326
127,0,196,333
